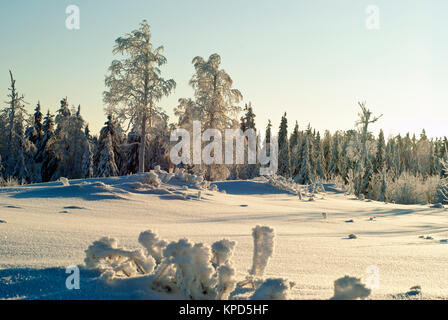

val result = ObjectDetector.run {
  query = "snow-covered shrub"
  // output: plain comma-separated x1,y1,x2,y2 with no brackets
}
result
173,167,211,189
215,263,236,300
59,177,70,186
158,239,217,299
84,236,155,279
84,226,287,300
211,239,236,266
0,176,19,187
331,275,371,300
249,226,275,277
267,175,301,195
251,278,293,300
138,230,168,264
147,171,161,187
386,172,440,204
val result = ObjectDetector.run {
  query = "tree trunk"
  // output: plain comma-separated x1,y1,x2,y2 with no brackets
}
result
138,112,147,173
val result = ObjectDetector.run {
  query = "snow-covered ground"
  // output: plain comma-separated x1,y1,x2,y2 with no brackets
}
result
0,174,447,299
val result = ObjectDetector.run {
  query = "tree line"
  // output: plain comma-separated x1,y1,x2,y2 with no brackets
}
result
1,20,447,204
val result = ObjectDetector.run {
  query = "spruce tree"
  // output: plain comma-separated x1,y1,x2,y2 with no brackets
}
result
94,115,122,177
277,113,290,177
39,111,58,182
328,133,341,178
295,135,314,184
374,129,385,174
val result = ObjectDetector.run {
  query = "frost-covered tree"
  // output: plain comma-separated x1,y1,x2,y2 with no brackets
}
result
38,111,58,182
81,125,94,179
25,101,43,146
322,130,332,179
238,102,258,179
55,97,71,135
295,134,314,184
94,115,122,177
1,71,29,178
289,121,299,152
189,53,242,130
52,104,91,179
277,113,290,177
354,102,382,196
328,132,341,178
104,20,176,173
373,129,385,174
175,53,243,180
314,132,325,179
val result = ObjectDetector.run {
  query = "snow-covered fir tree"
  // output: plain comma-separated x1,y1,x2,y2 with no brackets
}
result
238,102,258,179
374,129,385,174
94,115,122,177
52,103,91,180
277,113,290,177
328,132,341,179
1,71,29,178
38,111,58,182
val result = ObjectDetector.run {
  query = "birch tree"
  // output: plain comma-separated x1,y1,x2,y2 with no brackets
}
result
103,20,176,172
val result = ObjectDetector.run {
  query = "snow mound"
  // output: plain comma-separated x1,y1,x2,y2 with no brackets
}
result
331,275,371,300
251,278,294,300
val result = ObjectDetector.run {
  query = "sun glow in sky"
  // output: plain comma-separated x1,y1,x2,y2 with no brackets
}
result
0,0,447,138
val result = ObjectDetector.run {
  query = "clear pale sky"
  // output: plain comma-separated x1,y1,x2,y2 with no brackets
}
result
0,0,447,138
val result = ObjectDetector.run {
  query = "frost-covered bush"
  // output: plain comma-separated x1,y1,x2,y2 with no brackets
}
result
147,171,161,187
138,230,168,264
211,239,236,266
0,176,19,187
59,177,70,186
215,263,237,300
266,175,304,196
84,236,155,279
249,226,275,277
174,167,211,189
158,239,218,299
251,278,293,300
386,172,440,204
331,275,371,300
363,171,442,205
84,226,288,300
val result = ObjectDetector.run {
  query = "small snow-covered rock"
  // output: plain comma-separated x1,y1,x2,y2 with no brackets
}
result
251,278,294,300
